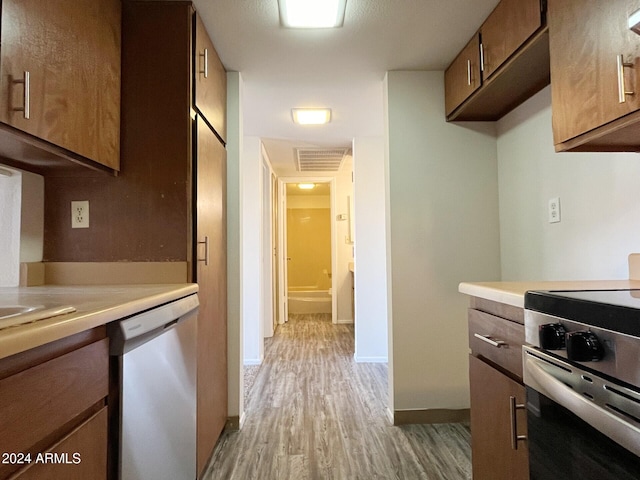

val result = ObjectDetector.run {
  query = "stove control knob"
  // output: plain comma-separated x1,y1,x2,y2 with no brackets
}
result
566,331,604,362
539,323,567,350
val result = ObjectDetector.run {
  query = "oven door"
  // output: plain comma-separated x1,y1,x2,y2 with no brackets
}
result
523,346,640,480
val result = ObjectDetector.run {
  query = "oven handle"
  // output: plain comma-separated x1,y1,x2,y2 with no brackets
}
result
524,351,640,458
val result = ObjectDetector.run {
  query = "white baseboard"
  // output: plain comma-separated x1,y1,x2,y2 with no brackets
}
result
353,354,388,363
386,407,394,425
239,411,246,429
336,318,354,324
243,358,263,366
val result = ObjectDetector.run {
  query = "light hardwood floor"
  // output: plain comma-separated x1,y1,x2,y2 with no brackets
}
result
203,313,471,480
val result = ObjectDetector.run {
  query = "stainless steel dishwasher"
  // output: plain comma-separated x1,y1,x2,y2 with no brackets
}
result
109,293,199,480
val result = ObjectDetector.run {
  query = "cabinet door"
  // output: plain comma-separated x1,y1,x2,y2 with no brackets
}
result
194,13,227,143
15,408,107,480
445,35,482,116
0,0,121,170
549,0,640,145
481,0,542,80
469,355,529,480
195,117,228,476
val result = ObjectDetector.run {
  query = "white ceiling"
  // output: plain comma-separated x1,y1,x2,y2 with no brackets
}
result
193,0,500,174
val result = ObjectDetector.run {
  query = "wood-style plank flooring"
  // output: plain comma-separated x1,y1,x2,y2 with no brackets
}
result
203,313,471,480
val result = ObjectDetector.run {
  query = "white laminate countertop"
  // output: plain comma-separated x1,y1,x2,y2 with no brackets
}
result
459,280,640,308
0,283,198,360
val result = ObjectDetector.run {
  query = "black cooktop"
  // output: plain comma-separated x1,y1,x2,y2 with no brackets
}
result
525,289,640,338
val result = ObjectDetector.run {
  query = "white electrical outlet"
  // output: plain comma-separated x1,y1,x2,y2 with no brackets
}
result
71,200,89,228
548,197,560,223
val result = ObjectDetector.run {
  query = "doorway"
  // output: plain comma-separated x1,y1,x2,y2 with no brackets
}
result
277,177,337,325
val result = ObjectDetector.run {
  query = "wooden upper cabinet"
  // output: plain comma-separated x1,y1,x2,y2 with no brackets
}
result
549,0,640,151
194,14,227,143
445,35,482,117
0,0,121,171
481,0,543,79
444,0,549,121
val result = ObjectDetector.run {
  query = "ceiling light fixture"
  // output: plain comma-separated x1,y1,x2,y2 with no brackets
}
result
297,183,316,190
292,108,332,125
278,0,347,28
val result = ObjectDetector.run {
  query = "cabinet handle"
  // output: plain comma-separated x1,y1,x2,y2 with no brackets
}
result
474,333,507,348
12,71,30,119
200,48,209,78
617,54,634,103
466,60,472,86
509,396,527,450
480,43,485,73
198,236,209,266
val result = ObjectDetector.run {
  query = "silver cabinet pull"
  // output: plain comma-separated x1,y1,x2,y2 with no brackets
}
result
466,59,472,86
479,43,485,72
617,54,635,103
474,333,507,348
13,71,30,119
200,48,208,78
197,236,209,266
509,395,527,450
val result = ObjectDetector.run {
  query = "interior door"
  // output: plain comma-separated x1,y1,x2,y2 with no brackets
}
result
272,173,278,332
277,181,289,324
194,116,227,476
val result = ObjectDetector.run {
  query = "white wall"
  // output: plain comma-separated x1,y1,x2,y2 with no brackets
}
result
497,86,640,280
226,71,244,421
20,171,44,263
0,168,22,286
242,136,264,365
385,71,501,414
0,168,44,287
353,136,388,362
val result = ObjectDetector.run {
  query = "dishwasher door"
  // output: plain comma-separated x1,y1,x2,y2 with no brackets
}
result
111,294,198,480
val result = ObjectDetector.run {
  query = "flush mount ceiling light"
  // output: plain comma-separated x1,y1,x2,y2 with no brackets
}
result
292,108,332,125
298,183,316,190
278,0,347,28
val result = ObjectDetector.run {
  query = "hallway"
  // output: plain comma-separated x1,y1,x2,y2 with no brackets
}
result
204,314,471,480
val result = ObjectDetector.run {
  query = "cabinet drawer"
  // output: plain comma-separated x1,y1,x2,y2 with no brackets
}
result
11,407,108,480
469,309,524,379
0,339,108,468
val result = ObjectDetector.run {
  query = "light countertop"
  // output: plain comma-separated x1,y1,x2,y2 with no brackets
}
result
0,283,198,360
459,280,640,308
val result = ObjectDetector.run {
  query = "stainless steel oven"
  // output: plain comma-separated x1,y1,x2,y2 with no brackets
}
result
524,290,640,480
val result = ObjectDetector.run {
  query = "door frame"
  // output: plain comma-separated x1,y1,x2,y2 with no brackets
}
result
261,155,275,338
277,176,337,325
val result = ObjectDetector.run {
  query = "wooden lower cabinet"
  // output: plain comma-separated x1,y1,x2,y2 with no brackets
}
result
0,328,108,480
13,408,107,480
469,355,529,480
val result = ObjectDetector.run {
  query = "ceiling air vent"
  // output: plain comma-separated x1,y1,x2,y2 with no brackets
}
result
295,148,349,172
